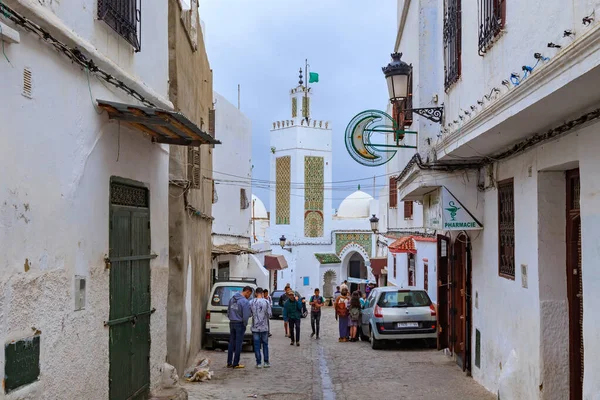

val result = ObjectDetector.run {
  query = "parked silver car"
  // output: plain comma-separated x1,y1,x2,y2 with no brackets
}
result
360,287,437,350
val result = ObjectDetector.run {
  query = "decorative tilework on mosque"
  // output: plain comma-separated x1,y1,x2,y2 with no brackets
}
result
292,97,297,118
276,156,291,224
304,156,324,237
335,233,372,256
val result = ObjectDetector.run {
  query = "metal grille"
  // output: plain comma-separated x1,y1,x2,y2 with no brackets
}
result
98,0,141,52
478,0,505,55
443,0,461,89
110,182,148,207
188,147,201,189
498,179,515,278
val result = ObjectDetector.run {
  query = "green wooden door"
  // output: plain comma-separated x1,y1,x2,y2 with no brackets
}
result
108,182,152,400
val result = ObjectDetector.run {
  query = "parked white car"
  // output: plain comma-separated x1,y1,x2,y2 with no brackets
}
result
361,287,437,350
204,277,256,350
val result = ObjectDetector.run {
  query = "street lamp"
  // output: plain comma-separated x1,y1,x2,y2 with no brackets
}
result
382,53,444,124
369,214,380,234
279,235,286,249
382,52,411,102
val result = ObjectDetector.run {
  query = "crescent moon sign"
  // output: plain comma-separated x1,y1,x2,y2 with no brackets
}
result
345,109,399,167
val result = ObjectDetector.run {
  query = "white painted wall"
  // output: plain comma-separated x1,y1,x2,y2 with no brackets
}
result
0,4,169,397
394,1,600,397
212,91,252,238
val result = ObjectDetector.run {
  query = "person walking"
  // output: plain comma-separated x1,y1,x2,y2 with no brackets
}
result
280,285,293,337
309,288,324,339
249,287,272,368
283,290,303,346
348,292,362,342
264,289,273,337
335,288,350,342
226,286,253,369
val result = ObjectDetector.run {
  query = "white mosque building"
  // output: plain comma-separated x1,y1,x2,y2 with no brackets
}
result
250,72,384,300
250,72,438,302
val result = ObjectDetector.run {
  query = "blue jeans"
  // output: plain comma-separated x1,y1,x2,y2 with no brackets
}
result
252,331,269,365
227,322,246,366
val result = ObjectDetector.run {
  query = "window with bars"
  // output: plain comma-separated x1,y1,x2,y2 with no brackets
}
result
98,0,142,52
393,256,397,279
404,201,414,220
389,177,398,208
187,147,201,189
498,178,515,278
478,0,506,55
443,0,461,89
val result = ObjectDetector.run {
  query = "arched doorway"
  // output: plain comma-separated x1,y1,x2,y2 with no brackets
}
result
346,252,367,294
323,270,337,299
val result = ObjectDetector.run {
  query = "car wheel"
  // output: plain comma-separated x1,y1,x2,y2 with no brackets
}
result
205,337,214,350
370,327,383,350
360,326,369,341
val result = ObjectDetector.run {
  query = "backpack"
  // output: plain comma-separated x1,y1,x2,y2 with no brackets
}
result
349,306,361,321
335,296,348,317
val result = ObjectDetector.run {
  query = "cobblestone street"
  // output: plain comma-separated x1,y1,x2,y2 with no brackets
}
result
185,310,493,400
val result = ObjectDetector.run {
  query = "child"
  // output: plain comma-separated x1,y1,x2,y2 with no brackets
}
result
348,292,362,342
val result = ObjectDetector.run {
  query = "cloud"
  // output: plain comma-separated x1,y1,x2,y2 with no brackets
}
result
201,0,396,208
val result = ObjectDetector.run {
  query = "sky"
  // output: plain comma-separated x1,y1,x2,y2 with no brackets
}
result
200,0,397,209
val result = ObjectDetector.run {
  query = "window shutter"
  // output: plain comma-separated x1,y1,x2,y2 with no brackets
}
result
187,147,201,189
208,108,215,137
240,188,249,209
404,201,413,220
389,176,398,208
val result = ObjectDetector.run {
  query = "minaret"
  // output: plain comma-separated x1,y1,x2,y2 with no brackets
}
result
269,70,333,245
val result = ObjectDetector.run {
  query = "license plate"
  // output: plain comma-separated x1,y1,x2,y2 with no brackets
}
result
397,322,419,328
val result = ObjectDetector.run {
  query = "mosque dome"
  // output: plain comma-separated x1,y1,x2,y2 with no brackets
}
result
336,189,373,219
251,195,268,219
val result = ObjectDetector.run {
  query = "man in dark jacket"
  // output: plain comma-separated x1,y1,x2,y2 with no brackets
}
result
227,286,253,369
282,291,304,346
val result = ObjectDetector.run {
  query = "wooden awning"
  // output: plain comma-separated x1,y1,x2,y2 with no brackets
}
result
212,244,255,256
97,100,220,146
370,257,387,276
264,255,288,271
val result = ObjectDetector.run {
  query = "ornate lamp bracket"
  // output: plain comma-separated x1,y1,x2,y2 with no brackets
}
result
404,107,444,124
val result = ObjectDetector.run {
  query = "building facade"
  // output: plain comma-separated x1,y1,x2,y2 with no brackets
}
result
166,0,219,378
393,1,600,399
0,0,217,398
211,91,268,289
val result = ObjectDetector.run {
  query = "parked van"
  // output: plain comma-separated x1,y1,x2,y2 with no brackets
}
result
204,277,257,350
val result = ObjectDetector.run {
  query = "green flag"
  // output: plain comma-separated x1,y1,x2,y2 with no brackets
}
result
309,72,319,83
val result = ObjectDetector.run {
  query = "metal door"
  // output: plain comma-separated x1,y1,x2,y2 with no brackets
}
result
108,181,153,400
437,235,451,350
